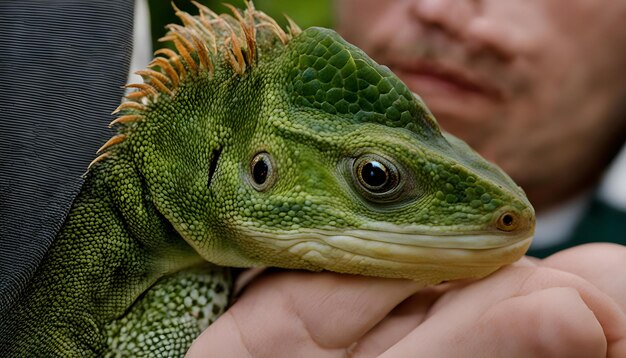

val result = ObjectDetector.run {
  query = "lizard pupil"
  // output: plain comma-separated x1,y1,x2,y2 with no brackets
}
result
361,161,388,188
249,152,276,191
352,154,401,200
252,158,268,185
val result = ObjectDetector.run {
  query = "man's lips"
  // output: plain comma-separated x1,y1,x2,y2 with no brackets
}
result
387,59,503,100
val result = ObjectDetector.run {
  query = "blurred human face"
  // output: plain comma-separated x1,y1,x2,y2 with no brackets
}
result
337,0,626,210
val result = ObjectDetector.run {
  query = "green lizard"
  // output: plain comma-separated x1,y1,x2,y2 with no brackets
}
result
1,3,534,356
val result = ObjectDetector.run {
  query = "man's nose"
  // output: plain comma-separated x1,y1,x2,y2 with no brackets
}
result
409,0,476,37
409,0,520,61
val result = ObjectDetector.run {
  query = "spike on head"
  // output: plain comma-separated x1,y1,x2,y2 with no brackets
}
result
284,15,302,36
191,0,219,19
149,57,180,87
136,69,171,86
109,114,142,128
87,152,111,171
97,134,127,154
155,48,186,79
170,31,198,74
112,101,146,114
226,31,246,74
126,83,158,97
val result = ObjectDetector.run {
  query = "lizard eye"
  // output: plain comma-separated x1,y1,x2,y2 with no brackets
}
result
249,152,276,191
352,154,402,202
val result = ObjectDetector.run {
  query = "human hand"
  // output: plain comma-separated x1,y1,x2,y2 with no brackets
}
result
186,244,626,357
377,244,626,357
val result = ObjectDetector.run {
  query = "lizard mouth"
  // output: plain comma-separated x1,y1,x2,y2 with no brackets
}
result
241,225,533,283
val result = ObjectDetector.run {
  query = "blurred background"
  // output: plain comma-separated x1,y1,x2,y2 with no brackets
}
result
149,0,333,51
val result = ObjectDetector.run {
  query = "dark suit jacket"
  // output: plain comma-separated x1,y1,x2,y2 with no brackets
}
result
0,0,134,318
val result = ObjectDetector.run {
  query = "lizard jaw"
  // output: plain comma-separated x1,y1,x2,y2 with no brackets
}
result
240,227,533,283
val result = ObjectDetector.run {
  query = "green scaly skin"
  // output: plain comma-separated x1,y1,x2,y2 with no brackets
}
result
1,5,535,356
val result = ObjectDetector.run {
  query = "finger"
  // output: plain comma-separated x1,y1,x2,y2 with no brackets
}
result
513,265,626,358
350,261,535,357
557,273,626,358
351,286,445,357
379,264,626,358
543,243,626,312
380,287,607,358
251,271,424,349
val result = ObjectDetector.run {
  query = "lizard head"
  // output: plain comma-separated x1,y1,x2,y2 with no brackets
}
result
203,27,534,283
108,6,534,284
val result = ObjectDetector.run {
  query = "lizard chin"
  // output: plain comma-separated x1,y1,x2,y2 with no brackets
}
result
239,226,533,283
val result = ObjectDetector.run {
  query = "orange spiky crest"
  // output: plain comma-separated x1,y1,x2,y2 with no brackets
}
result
90,2,299,171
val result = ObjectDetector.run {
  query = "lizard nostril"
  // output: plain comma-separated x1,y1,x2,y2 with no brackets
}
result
496,211,518,232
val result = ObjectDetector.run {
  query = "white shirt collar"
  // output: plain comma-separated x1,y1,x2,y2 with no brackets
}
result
598,144,626,211
532,193,591,250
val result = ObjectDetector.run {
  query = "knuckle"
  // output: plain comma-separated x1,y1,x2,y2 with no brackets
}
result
483,286,607,357
527,288,606,357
